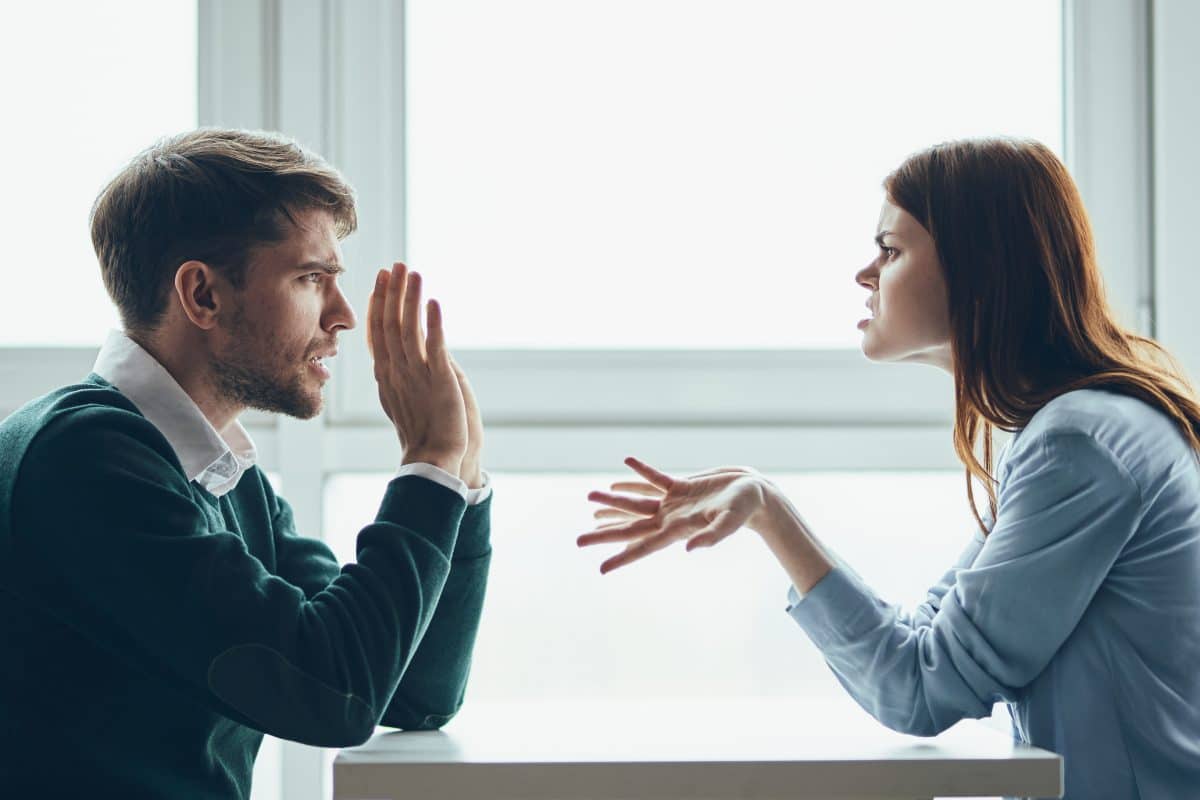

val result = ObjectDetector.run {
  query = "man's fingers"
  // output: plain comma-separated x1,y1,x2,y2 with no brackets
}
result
587,490,659,516
367,269,389,365
402,271,427,363
609,481,664,497
624,457,675,491
576,517,659,547
383,262,408,365
425,299,448,364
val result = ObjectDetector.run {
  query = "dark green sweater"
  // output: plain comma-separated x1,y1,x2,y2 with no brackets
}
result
0,375,491,798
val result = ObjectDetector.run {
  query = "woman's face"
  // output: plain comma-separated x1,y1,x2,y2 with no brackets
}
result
854,199,953,371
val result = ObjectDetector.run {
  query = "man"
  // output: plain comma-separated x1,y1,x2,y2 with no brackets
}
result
0,129,491,798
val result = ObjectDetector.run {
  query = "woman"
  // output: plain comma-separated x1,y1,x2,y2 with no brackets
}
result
578,139,1200,799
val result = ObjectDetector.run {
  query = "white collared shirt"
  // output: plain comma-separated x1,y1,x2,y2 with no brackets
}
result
92,330,490,504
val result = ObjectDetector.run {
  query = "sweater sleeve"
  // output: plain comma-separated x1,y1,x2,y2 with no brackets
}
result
379,495,492,731
268,487,492,730
269,495,342,600
9,406,465,748
786,431,1142,736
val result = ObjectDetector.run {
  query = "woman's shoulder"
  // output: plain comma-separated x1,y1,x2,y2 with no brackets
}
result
1029,387,1157,426
1003,387,1192,488
1024,387,1177,438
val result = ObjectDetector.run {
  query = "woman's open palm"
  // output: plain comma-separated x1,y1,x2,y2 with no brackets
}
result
577,457,769,573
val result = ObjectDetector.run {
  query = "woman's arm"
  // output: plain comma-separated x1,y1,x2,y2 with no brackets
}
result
582,433,1141,736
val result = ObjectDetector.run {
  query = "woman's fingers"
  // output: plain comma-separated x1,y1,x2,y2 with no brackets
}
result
593,508,636,521
382,262,408,366
609,481,664,497
688,465,756,479
685,510,742,551
624,456,676,491
600,525,681,574
587,490,659,516
576,517,659,547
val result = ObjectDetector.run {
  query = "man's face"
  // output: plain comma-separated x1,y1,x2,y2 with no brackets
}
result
209,208,356,420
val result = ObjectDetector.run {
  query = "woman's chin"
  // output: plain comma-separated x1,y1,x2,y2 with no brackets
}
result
859,329,890,362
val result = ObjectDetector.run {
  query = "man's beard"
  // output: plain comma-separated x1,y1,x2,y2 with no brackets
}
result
209,309,322,420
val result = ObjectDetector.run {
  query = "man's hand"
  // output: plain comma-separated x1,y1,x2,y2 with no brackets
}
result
451,358,485,489
367,263,468,476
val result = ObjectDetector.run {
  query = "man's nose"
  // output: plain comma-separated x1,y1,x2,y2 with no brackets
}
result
325,287,357,332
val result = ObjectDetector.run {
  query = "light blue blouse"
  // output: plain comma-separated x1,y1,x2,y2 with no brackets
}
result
788,388,1200,799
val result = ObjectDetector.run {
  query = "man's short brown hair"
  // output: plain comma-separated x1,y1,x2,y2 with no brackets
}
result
90,128,357,333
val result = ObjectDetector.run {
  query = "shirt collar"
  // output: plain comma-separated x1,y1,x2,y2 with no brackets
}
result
91,330,258,497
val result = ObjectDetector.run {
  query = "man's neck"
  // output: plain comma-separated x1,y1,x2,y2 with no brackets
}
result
127,329,244,434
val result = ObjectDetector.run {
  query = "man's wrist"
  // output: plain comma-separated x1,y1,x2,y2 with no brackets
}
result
402,449,464,476
461,458,484,489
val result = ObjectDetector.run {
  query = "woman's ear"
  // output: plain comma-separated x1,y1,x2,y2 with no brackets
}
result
173,260,224,330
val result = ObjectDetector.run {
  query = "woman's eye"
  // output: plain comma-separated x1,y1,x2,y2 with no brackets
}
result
880,246,898,260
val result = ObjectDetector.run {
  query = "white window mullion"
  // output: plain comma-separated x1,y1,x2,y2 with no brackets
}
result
1062,0,1152,335
197,0,273,129
1151,0,1200,383
323,422,960,475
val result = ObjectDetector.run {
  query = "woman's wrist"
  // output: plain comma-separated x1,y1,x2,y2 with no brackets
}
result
747,476,790,539
749,478,835,594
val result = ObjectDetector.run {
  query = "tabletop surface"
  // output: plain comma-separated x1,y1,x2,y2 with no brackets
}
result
334,695,1062,799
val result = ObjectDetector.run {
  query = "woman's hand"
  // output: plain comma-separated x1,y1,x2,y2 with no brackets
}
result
577,457,775,574
366,262,468,476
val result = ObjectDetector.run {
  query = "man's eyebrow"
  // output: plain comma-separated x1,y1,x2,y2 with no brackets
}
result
297,260,346,275
874,230,893,247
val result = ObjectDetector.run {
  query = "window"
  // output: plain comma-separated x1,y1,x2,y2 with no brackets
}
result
405,0,1062,349
0,0,197,347
326,471,977,701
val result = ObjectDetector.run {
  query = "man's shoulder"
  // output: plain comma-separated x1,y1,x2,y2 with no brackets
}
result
1,375,175,481
4,374,138,439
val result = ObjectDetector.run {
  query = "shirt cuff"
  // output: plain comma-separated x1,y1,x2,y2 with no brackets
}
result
395,464,492,505
396,462,468,500
465,471,493,506
786,583,806,610
784,565,882,651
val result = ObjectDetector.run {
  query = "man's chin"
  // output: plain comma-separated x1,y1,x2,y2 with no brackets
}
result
288,386,325,420
245,382,324,420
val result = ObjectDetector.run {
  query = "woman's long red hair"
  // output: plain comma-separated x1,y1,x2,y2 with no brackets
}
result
885,138,1200,532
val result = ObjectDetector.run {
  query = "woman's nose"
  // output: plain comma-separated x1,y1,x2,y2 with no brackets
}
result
855,263,878,290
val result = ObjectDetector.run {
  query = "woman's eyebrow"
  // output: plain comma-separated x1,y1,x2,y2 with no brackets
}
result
874,230,893,248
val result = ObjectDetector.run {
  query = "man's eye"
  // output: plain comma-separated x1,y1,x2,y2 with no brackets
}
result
305,272,323,284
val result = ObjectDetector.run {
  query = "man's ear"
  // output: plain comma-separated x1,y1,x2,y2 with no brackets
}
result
173,260,227,330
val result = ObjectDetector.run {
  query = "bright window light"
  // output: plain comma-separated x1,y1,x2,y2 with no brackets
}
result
0,0,197,347
324,471,978,701
407,0,1063,349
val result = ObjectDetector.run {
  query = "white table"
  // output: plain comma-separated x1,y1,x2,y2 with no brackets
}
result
333,696,1062,799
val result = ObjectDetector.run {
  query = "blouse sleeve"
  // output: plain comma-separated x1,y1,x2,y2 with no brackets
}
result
786,431,1142,735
